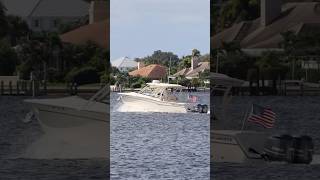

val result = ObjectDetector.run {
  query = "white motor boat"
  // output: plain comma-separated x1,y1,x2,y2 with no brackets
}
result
116,81,208,113
23,86,109,159
211,73,315,164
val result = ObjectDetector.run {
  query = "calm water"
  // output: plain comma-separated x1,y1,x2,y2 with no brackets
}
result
111,92,210,179
212,96,320,180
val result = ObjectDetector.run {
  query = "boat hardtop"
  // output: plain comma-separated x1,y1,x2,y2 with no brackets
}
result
119,82,186,102
145,82,184,88
212,73,244,87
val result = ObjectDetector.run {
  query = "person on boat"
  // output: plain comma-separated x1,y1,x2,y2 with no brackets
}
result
161,89,177,102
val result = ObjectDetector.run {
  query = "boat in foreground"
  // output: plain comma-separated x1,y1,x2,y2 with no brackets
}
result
211,73,315,164
23,86,109,158
116,81,208,113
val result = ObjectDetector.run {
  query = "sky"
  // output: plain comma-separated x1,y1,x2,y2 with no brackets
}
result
110,0,210,61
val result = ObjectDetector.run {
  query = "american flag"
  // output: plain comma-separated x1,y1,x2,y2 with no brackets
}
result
188,95,199,103
247,104,276,128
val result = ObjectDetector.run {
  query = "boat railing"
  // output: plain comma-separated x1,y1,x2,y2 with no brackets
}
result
89,85,110,102
78,85,109,110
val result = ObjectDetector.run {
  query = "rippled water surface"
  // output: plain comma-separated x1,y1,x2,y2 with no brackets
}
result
111,92,210,179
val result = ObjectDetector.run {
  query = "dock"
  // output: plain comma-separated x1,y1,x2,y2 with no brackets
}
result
219,80,320,96
0,79,105,97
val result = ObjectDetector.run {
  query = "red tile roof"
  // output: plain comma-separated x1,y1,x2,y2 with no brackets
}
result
60,19,109,49
174,62,210,78
129,64,167,80
212,3,320,49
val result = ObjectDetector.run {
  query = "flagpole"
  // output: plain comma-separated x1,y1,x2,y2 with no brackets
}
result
241,104,252,131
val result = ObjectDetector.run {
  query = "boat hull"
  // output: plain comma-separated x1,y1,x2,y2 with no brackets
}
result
116,94,187,113
211,130,269,163
24,98,109,159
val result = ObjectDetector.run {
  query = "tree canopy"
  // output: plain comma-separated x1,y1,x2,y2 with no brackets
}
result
0,1,8,38
212,0,260,33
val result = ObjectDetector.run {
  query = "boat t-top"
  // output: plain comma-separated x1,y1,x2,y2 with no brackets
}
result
116,80,208,113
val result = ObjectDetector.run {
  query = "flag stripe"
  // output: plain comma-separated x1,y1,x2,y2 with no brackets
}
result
263,113,276,118
248,119,273,128
261,115,275,122
251,114,274,123
251,117,273,124
248,118,274,128
247,104,276,129
249,116,274,126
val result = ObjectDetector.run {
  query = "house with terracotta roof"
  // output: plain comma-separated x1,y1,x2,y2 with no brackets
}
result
60,19,109,49
60,0,109,49
129,64,167,80
173,56,210,79
1,0,89,32
212,0,320,54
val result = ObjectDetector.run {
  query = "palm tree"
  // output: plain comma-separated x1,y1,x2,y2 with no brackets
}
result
192,49,201,57
255,51,287,94
220,0,260,29
6,15,29,45
0,1,8,38
199,69,210,87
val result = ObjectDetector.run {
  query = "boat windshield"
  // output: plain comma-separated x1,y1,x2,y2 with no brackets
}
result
139,85,186,102
139,85,160,97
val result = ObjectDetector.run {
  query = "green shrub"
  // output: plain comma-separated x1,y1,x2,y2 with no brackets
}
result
47,67,65,82
0,41,18,75
177,77,190,86
65,66,100,85
131,82,141,88
100,73,113,85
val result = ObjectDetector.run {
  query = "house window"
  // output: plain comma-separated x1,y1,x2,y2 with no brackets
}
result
34,19,40,27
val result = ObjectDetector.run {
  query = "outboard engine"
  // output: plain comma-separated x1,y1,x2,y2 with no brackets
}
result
263,134,314,164
292,135,314,164
196,104,208,113
201,105,208,113
263,134,295,162
196,104,203,113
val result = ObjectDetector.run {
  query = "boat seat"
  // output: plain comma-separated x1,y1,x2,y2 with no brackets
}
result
166,95,178,101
